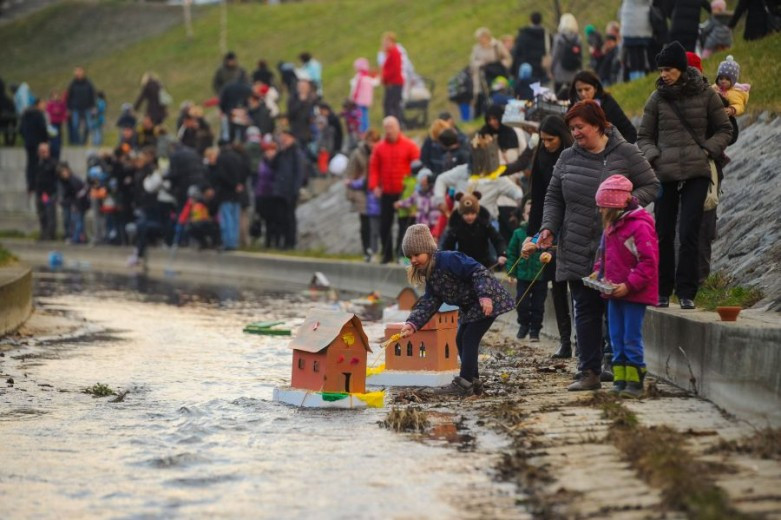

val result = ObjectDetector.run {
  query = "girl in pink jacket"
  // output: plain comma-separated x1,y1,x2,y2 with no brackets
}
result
349,58,380,133
592,175,659,398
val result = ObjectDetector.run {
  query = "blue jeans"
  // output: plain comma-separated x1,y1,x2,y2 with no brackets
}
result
69,110,93,145
608,300,646,368
219,202,240,250
569,279,605,374
458,102,472,121
359,106,369,133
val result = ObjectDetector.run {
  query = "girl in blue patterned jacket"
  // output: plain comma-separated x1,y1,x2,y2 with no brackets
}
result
399,224,514,396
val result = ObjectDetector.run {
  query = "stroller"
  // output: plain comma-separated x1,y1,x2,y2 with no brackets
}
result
475,61,509,118
401,74,434,130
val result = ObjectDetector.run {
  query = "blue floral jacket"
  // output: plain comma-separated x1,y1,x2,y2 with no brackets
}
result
406,251,514,330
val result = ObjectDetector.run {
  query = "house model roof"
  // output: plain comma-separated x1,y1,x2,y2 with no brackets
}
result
287,311,372,354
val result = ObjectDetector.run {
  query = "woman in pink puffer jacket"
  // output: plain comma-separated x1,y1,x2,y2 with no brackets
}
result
592,175,659,398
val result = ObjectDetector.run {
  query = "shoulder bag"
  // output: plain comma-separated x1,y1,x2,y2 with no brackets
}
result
663,99,720,211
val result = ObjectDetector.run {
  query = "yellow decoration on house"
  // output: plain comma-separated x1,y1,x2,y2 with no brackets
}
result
342,332,355,346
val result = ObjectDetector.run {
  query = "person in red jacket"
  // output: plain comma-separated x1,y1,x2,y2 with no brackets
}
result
381,32,404,120
369,116,420,263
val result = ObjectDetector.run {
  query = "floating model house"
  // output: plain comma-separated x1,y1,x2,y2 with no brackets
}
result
273,311,384,408
396,287,418,311
367,304,460,387
382,287,419,323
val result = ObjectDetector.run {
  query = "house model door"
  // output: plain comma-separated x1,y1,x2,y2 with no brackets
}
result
342,372,352,393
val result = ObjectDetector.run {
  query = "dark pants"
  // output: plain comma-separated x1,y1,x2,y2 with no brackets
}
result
189,221,221,249
379,193,400,263
396,215,415,259
698,208,717,285
551,280,572,345
655,177,709,299
36,196,57,240
516,279,547,332
383,84,403,120
276,197,297,249
359,214,370,254
569,280,605,375
25,146,38,192
456,316,496,382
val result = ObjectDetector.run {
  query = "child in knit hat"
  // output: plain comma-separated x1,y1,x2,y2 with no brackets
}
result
591,175,659,398
712,55,750,117
699,0,732,59
394,166,442,237
400,223,514,397
440,191,507,268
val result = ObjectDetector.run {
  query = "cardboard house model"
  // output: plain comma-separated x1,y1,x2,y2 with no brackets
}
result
385,304,459,372
396,287,418,311
368,304,459,387
287,311,372,394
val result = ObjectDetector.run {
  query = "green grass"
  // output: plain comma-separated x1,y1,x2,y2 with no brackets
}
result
240,244,363,262
694,271,764,310
0,0,628,143
0,243,19,267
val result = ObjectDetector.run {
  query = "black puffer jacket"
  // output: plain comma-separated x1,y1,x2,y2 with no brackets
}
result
66,78,96,111
637,67,732,183
729,0,770,41
540,127,659,281
668,0,711,51
441,206,506,268
511,25,548,80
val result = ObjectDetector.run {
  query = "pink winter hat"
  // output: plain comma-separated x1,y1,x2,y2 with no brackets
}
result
596,175,633,208
353,57,370,72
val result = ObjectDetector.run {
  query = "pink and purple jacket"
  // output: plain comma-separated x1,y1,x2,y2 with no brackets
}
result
397,188,441,228
593,207,659,306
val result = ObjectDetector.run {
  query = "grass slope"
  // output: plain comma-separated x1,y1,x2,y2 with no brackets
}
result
1,0,778,140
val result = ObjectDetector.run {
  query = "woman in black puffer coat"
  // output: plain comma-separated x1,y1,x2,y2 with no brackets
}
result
667,0,711,51
637,41,732,309
568,70,637,143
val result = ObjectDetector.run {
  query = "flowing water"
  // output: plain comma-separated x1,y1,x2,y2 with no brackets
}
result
0,270,520,519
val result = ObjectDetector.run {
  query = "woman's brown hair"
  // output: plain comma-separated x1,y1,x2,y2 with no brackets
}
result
565,99,611,135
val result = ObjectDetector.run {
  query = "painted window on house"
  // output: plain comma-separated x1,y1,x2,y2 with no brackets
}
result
406,341,413,356
394,343,401,356
419,343,426,358
445,343,450,358
313,360,320,372
298,358,305,369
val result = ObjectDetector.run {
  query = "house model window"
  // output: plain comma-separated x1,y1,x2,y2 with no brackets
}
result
419,344,427,358
395,343,401,356
298,358,305,369
313,360,320,372
445,343,450,358
406,342,413,356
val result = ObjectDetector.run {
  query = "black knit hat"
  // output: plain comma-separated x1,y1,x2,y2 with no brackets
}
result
655,41,688,72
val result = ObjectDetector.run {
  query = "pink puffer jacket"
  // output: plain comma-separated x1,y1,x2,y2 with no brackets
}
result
593,207,659,306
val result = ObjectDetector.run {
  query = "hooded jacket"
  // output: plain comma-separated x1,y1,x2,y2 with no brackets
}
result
637,67,733,183
593,207,659,306
540,127,659,282
441,206,506,268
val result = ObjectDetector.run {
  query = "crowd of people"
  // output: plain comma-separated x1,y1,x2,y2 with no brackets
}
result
0,1,773,395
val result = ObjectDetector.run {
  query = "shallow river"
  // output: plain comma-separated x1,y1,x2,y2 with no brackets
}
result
0,270,519,519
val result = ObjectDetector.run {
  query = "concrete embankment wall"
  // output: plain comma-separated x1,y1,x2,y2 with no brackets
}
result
0,264,33,336
5,239,780,426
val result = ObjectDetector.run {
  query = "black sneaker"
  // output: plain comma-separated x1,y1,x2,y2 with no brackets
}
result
529,330,540,343
679,298,695,310
658,296,669,308
429,376,474,397
516,324,530,339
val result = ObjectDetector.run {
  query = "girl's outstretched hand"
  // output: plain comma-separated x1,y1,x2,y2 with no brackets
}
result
400,323,415,338
480,298,493,316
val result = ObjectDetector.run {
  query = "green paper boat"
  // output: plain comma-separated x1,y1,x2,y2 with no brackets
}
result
243,321,292,336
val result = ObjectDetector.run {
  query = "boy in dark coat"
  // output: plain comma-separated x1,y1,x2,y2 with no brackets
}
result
441,191,506,269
